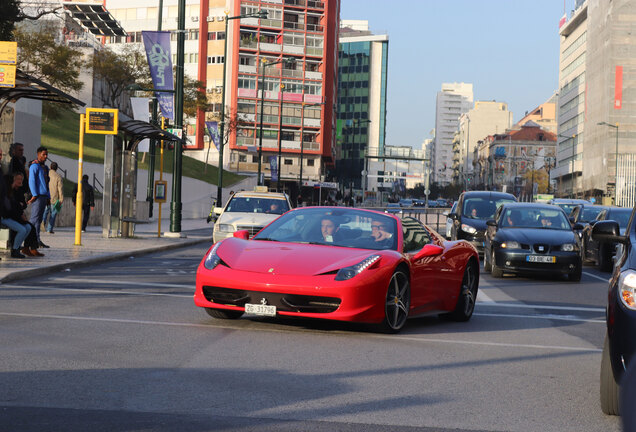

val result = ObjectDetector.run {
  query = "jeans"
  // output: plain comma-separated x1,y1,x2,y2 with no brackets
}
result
1,218,31,250
29,195,47,242
43,204,60,232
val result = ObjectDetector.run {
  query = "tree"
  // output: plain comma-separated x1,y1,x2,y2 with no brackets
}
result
14,23,84,94
0,0,61,41
92,45,147,109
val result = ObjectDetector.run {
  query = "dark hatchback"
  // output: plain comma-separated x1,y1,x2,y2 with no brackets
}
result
582,207,632,272
483,203,583,281
592,207,636,415
547,198,591,216
449,191,517,254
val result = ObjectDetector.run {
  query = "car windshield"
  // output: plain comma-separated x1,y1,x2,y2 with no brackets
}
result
253,208,398,251
463,197,516,220
556,203,579,215
501,207,571,230
581,207,604,222
607,209,632,228
225,197,289,215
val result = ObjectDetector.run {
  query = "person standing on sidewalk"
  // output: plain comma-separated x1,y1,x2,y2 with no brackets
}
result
43,162,63,234
72,174,94,232
8,142,27,198
0,151,31,259
28,146,50,249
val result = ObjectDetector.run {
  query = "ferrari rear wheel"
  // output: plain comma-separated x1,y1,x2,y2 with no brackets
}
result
446,261,478,322
205,307,244,320
378,270,410,334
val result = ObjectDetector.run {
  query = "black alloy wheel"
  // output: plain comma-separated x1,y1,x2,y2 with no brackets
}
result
444,261,478,322
379,270,410,333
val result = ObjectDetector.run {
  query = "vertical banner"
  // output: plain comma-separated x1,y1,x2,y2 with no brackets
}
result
204,121,220,150
615,65,623,109
142,31,175,120
269,155,278,182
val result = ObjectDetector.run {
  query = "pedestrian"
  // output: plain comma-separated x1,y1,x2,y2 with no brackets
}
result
28,146,50,248
0,162,31,259
72,174,94,232
6,173,43,257
8,142,27,198
43,162,63,234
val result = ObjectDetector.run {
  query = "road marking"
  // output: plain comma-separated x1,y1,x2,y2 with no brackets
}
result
0,311,601,352
474,312,604,324
476,290,494,302
476,302,605,313
583,271,610,283
47,278,193,290
2,285,192,299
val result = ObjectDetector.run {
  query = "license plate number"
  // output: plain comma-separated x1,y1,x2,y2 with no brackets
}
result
526,255,556,263
245,303,276,316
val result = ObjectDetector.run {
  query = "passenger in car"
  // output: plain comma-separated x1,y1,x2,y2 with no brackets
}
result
320,216,340,243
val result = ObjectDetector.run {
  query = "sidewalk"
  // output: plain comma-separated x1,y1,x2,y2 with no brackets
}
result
0,218,213,284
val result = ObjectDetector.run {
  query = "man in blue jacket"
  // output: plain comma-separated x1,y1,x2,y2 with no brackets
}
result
28,146,50,249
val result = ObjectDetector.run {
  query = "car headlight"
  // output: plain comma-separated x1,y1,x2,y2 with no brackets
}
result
214,223,235,233
618,270,636,310
335,255,381,281
203,242,222,270
461,224,477,234
561,243,578,252
501,241,520,249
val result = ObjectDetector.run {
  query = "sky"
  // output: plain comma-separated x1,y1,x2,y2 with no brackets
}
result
340,0,568,148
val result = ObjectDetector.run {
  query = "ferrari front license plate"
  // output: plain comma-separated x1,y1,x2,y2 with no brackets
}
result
245,303,276,316
526,255,556,263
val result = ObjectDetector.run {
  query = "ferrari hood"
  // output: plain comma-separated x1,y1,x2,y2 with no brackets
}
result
217,238,377,275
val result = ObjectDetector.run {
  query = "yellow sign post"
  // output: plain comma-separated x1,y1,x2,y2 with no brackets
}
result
75,108,119,245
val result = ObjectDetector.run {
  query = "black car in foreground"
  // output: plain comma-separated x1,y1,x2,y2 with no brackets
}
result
484,202,583,281
449,191,517,254
592,207,636,415
583,207,632,272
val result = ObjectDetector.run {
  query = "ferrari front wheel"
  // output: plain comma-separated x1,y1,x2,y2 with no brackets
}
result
445,261,478,322
378,270,410,334
205,307,244,320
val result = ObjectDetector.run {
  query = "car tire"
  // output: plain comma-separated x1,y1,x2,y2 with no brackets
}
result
483,247,492,272
444,260,478,322
377,269,410,334
600,333,620,416
568,260,583,282
205,308,244,320
599,244,613,272
491,249,504,278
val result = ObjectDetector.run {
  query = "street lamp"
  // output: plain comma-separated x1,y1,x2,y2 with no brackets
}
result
217,9,268,208
257,56,296,186
598,122,620,204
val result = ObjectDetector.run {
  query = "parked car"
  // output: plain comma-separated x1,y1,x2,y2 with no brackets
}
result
445,201,458,239
436,198,449,208
399,198,414,207
592,207,636,415
385,203,401,214
483,202,583,281
212,190,292,243
570,204,608,238
547,198,591,217
195,207,480,333
449,191,517,254
582,207,632,272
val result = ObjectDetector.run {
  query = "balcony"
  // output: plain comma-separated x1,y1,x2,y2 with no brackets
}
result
304,118,321,127
307,0,325,9
305,70,322,80
241,17,260,26
259,42,282,53
240,39,258,49
306,47,323,56
281,67,304,78
260,19,282,29
284,0,306,7
238,64,257,73
283,21,304,30
261,0,282,3
282,44,304,55
238,88,257,98
306,23,324,33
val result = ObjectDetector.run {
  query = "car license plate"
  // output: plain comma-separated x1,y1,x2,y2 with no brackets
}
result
245,303,276,317
526,255,556,263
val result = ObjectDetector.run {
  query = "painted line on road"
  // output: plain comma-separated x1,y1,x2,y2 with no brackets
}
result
583,271,610,283
476,290,494,303
0,311,601,353
474,312,604,324
1,285,192,299
476,302,605,313
47,278,193,290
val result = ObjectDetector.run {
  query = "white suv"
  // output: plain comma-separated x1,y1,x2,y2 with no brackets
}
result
212,190,292,243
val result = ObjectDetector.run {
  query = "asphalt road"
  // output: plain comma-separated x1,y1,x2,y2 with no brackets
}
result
0,245,622,432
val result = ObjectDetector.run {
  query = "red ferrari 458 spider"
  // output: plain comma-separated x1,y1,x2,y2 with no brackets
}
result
195,207,479,333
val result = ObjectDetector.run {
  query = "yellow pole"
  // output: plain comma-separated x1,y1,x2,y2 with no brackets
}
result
74,114,85,245
158,118,165,237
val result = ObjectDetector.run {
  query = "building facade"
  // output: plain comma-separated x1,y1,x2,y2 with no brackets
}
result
433,82,473,185
336,20,389,202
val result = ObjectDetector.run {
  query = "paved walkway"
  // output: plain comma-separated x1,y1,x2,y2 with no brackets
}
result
0,218,213,283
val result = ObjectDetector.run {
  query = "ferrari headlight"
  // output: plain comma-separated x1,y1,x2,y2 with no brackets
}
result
215,223,235,233
501,241,520,249
461,224,477,234
561,243,577,252
335,255,381,281
203,242,222,270
618,270,636,310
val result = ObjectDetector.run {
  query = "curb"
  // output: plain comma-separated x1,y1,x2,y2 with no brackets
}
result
0,237,212,284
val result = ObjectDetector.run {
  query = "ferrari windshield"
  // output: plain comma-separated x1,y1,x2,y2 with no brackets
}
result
253,207,399,251
501,207,571,230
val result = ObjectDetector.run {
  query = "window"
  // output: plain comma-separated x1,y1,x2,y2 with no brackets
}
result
239,155,247,162
284,159,293,165
208,56,225,64
252,155,259,163
307,159,315,166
